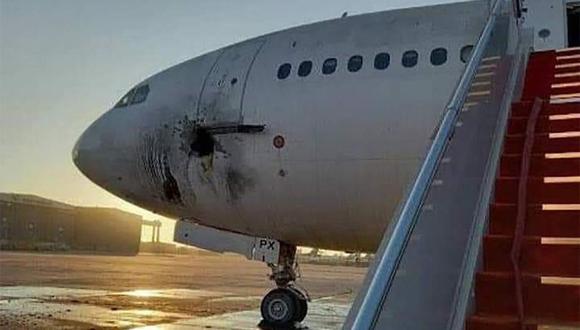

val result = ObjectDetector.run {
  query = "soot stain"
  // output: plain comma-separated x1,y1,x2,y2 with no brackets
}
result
140,134,164,189
174,115,196,154
139,132,184,206
225,166,255,202
162,153,182,204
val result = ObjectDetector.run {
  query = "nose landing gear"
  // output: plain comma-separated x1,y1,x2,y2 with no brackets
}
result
260,244,309,327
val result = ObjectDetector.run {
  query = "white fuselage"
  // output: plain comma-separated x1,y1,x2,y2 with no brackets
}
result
74,1,487,252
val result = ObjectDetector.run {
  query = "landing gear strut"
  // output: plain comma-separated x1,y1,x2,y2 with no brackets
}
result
260,243,309,326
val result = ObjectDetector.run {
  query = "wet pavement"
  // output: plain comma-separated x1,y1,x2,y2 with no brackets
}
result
0,286,351,329
0,286,190,329
0,252,365,329
139,297,350,330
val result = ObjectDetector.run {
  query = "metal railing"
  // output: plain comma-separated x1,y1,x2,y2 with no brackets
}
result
512,98,543,329
349,0,506,328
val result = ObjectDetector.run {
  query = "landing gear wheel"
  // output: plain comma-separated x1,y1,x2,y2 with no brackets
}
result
260,288,298,325
288,286,308,322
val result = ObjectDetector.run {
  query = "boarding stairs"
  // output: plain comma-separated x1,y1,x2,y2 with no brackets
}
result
344,0,579,328
467,49,580,330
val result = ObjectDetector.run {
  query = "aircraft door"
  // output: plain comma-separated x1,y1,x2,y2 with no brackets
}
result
197,39,265,126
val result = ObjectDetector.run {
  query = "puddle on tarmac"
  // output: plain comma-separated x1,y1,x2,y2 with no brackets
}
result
0,296,189,328
206,295,262,303
117,288,227,299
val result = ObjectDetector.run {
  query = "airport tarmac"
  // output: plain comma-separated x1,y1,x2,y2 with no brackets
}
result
0,252,367,329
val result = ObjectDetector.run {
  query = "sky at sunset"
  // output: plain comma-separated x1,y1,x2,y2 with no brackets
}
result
0,0,455,242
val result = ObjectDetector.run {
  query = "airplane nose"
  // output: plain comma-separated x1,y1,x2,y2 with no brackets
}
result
72,121,104,183
72,127,97,178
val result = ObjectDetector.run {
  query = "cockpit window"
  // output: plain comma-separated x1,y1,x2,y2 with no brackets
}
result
114,88,135,108
402,50,419,68
131,85,150,104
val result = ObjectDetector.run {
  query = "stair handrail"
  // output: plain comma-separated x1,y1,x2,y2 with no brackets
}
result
349,1,506,328
511,98,543,329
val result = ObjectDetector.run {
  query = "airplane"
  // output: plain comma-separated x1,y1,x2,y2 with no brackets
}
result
72,0,578,325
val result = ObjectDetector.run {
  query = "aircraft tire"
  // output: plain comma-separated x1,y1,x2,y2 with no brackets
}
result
260,288,299,325
288,286,308,322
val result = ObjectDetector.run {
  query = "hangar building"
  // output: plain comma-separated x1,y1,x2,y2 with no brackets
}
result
0,193,142,255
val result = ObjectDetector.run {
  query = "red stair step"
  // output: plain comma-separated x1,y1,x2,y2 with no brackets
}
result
494,177,580,204
545,102,580,115
474,272,580,322
522,276,580,323
499,154,580,177
503,134,580,154
489,203,580,237
555,66,580,76
475,272,518,315
510,102,580,117
551,85,580,96
466,315,540,330
557,49,580,57
556,57,580,65
483,235,580,276
466,315,523,330
466,315,580,330
507,116,580,134
553,75,580,85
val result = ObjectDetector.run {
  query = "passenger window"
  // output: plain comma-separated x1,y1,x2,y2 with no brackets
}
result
322,58,337,75
402,50,419,68
430,48,448,66
348,55,363,72
298,61,313,77
374,52,390,70
114,89,135,108
277,63,292,79
460,45,474,63
131,85,150,104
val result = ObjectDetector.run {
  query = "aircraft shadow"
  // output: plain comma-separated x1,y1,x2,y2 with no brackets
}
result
257,320,310,330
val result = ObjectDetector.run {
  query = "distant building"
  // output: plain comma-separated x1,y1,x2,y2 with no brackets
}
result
0,193,142,255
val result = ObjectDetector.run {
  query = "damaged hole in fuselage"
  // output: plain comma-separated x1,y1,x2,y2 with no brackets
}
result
190,128,215,157
189,127,216,173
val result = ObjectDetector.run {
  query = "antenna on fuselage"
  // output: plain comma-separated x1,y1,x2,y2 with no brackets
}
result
341,12,348,18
